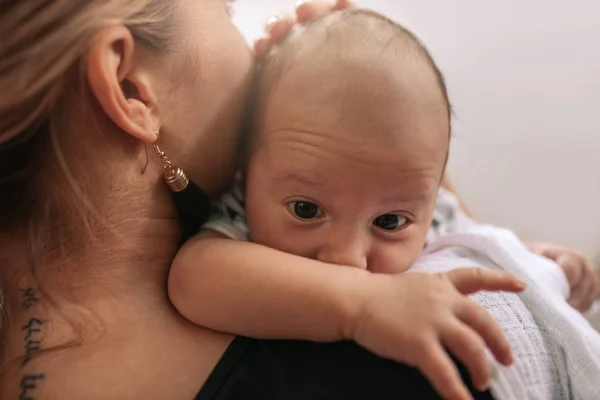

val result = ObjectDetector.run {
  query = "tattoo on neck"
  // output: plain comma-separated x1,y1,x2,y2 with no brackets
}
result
19,374,45,400
20,288,40,310
18,287,46,399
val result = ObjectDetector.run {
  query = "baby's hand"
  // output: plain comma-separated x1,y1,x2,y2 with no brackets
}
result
254,0,355,59
527,242,600,312
347,269,525,400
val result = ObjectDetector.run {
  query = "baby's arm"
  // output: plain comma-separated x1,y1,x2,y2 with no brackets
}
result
168,235,525,399
167,182,365,341
168,229,365,341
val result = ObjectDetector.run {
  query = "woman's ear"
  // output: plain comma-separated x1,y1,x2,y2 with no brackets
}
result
86,25,159,143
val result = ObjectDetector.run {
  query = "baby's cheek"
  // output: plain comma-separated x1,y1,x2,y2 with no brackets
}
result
246,215,283,249
370,238,425,274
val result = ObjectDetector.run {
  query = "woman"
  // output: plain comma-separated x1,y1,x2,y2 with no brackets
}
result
0,1,590,399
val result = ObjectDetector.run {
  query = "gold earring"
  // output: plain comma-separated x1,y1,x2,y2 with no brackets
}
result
152,134,189,193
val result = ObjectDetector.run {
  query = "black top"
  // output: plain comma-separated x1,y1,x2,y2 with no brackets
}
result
195,336,494,400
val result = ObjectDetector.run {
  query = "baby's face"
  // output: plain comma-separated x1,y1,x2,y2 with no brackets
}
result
245,48,449,274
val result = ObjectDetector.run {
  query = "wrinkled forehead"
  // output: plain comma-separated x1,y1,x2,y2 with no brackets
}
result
245,11,450,174
273,50,447,131
258,47,449,160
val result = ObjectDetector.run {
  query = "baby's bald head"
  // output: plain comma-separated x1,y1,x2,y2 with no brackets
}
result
259,10,449,125
248,9,451,171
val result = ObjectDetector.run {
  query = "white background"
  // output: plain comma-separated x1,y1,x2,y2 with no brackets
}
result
232,0,600,263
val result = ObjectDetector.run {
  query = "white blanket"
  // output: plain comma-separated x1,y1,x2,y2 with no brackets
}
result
412,225,600,400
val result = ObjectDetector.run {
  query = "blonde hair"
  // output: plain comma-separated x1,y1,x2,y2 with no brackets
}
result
0,0,178,364
0,0,177,145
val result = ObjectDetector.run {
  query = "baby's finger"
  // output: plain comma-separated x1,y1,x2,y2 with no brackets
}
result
442,322,491,391
296,0,335,23
446,268,526,295
456,299,513,366
419,343,474,400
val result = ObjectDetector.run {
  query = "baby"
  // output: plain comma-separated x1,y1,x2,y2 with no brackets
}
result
212,10,451,274
169,10,533,399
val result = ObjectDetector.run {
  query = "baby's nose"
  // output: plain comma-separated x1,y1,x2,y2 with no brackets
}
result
316,241,368,270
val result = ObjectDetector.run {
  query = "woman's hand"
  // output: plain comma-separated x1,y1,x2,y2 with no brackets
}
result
254,0,355,59
527,242,600,312
347,268,525,400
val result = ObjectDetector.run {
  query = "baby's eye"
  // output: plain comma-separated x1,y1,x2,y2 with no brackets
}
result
288,201,324,220
373,213,408,231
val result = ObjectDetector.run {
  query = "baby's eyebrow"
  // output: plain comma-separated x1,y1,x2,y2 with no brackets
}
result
275,172,324,187
383,191,433,205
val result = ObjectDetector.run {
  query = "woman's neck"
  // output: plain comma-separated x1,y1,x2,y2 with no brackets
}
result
9,212,179,302
1,106,186,367
1,210,182,371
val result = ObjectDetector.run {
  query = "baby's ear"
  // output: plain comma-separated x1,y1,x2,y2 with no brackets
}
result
86,25,159,143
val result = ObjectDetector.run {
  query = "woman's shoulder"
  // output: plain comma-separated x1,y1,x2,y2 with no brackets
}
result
1,304,233,400
196,337,492,400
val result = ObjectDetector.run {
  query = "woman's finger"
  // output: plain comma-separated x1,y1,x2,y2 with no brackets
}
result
584,259,600,300
257,0,354,60
253,36,271,59
569,282,591,311
592,269,600,299
570,259,595,309
295,0,335,23
446,268,526,295
264,14,295,39
531,243,560,260
254,14,296,59
579,258,600,309
442,321,491,391
569,270,595,311
556,253,581,285
417,343,474,400
455,299,513,366
333,0,356,10
578,284,597,312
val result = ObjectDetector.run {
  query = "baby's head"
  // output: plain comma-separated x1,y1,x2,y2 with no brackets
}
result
244,10,450,274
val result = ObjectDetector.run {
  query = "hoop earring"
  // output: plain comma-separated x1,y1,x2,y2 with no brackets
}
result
152,135,212,241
